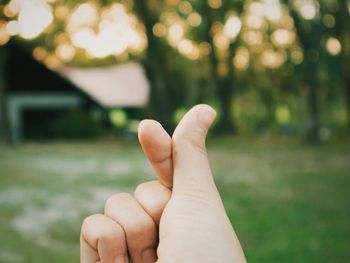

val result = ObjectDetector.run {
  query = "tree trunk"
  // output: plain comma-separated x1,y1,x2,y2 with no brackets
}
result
215,77,235,133
261,87,275,126
345,80,350,126
305,59,321,141
133,1,173,130
337,0,350,129
286,3,323,141
0,45,9,144
202,3,237,134
215,42,237,133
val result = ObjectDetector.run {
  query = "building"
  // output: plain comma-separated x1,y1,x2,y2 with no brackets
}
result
0,42,150,143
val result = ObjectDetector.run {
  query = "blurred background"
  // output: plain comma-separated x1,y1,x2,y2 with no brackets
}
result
0,0,349,262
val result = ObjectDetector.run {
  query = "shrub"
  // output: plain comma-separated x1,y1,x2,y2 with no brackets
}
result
51,109,102,139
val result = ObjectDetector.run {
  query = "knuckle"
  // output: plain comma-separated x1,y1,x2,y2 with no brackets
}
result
145,203,163,220
134,182,147,197
81,214,102,231
126,217,155,239
135,182,169,217
103,192,157,246
82,214,123,244
81,214,104,247
105,192,132,212
134,181,155,197
99,227,121,244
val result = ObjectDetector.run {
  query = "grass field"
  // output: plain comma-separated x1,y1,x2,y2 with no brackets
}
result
0,137,349,263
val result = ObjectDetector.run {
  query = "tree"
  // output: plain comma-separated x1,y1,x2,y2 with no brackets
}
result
285,0,325,141
133,0,174,130
0,45,9,143
335,0,350,128
1,0,349,137
200,0,244,134
152,0,244,133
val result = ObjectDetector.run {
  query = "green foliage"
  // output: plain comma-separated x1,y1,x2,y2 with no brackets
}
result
109,109,128,128
275,105,291,125
51,109,102,139
173,107,187,124
1,0,349,139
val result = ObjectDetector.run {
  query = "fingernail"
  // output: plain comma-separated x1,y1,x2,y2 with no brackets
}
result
141,248,157,262
114,254,127,263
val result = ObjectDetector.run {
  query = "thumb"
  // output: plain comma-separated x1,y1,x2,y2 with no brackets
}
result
172,104,217,196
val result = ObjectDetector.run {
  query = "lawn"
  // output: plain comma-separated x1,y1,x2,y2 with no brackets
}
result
0,137,349,263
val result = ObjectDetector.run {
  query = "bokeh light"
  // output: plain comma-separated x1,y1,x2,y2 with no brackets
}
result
223,15,242,40
5,20,19,36
326,37,341,56
208,0,222,9
0,21,10,45
295,0,318,20
66,3,147,59
16,0,54,39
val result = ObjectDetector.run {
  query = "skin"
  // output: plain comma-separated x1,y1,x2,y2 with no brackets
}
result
80,104,247,263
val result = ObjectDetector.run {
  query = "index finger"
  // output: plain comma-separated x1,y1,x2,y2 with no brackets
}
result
138,120,173,188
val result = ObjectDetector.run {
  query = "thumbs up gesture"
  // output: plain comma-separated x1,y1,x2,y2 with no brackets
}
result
80,105,247,263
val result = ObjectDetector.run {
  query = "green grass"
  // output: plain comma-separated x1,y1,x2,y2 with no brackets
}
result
0,137,349,263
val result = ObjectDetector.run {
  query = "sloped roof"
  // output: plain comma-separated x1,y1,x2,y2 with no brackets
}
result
57,62,150,108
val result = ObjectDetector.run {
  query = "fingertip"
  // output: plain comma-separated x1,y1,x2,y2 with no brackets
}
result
134,181,172,225
138,119,160,141
195,104,216,130
173,104,216,143
138,120,171,155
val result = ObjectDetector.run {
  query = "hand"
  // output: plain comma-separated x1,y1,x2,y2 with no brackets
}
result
80,104,246,263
